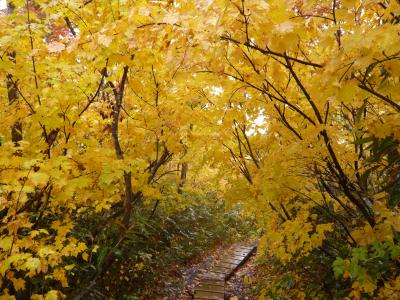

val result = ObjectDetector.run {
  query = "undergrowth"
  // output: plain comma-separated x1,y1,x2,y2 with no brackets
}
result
67,192,255,299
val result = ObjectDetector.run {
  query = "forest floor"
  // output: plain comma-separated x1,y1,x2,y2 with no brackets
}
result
161,241,259,300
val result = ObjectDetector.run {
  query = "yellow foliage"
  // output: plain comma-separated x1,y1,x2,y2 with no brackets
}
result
0,0,399,298
52,268,69,288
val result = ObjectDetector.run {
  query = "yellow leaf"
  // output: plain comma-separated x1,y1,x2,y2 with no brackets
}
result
64,264,75,271
138,7,150,16
24,257,41,277
10,277,25,291
0,292,16,300
53,268,69,288
81,252,89,261
47,42,65,53
30,230,40,238
1,254,31,276
275,21,296,33
38,247,56,257
98,34,113,47
39,229,49,235
45,290,60,300
30,172,49,186
76,242,87,253
0,59,13,71
162,13,179,24
0,236,13,251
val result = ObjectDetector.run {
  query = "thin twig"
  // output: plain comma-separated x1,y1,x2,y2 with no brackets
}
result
221,35,323,68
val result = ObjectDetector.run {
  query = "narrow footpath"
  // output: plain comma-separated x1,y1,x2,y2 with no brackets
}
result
176,242,258,300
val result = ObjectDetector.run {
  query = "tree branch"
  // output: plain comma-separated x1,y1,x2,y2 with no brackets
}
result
221,34,323,68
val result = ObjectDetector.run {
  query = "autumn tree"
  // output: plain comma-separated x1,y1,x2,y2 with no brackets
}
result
202,0,400,297
0,0,213,298
1,0,400,299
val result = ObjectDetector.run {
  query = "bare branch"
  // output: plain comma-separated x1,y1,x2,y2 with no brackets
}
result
221,35,323,68
358,83,400,112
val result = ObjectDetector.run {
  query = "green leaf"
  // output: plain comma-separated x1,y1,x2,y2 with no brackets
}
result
352,247,368,262
372,241,385,258
349,261,360,278
332,258,345,279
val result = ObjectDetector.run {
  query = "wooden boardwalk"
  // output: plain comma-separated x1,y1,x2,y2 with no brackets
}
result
193,244,256,300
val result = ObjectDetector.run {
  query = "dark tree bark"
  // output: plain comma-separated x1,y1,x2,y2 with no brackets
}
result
6,52,22,143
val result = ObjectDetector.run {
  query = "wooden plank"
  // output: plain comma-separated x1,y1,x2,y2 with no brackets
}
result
222,256,243,262
195,290,225,299
235,246,254,251
229,249,248,253
199,279,224,286
231,255,249,261
211,266,232,273
195,293,224,299
221,258,242,264
212,265,231,271
224,245,257,280
203,272,225,278
230,254,247,258
194,243,257,299
197,283,224,292
208,269,227,275
226,253,249,259
195,288,225,295
234,247,253,252
232,248,250,253
228,250,249,255
211,265,232,272
211,266,230,274
216,262,237,269
203,273,225,280
194,297,224,300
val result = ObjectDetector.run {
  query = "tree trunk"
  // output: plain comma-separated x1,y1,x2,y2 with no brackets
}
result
6,52,22,143
178,162,188,194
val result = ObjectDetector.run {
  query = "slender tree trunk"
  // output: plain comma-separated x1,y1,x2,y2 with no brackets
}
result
6,52,22,143
110,66,133,230
178,162,188,194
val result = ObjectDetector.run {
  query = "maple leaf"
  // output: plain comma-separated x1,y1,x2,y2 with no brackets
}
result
47,42,66,53
98,34,113,47
24,257,42,277
11,277,25,291
53,268,69,288
275,21,296,33
45,290,60,300
81,252,89,261
138,7,150,16
64,264,75,271
76,242,87,253
162,13,179,24
30,172,49,186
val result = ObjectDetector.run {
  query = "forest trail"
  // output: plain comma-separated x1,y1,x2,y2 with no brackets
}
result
176,242,257,300
3,0,399,298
